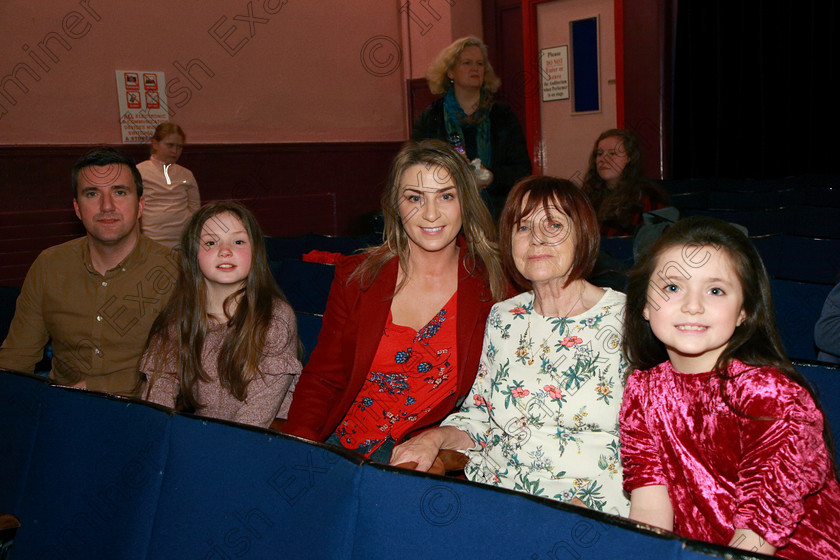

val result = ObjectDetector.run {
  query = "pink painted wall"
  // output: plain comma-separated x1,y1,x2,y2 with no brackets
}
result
405,0,483,81
536,0,617,182
0,0,423,144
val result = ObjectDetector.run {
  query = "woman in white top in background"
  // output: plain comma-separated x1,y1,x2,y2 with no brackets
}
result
137,122,201,249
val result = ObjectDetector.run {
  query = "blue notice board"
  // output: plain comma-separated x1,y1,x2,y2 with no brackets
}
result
571,16,600,113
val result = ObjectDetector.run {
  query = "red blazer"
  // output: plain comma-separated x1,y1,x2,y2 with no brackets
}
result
283,251,497,443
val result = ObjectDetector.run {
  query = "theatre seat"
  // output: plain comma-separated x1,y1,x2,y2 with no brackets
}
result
751,234,782,277
795,362,840,465
274,259,335,315
295,311,323,364
2,370,835,559
771,279,832,361
0,286,20,343
707,188,794,210
681,207,787,236
600,236,634,267
777,236,840,284
787,206,840,238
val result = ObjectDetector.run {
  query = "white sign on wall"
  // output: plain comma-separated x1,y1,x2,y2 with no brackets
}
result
540,45,569,102
115,70,168,143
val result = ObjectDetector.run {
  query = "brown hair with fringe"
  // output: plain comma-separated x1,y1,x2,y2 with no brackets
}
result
499,176,600,291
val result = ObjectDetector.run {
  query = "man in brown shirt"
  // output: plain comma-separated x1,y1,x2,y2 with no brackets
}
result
0,148,177,397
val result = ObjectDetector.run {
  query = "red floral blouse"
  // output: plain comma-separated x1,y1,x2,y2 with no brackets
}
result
334,294,458,457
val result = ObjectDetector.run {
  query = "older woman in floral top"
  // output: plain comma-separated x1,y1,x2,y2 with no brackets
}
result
391,176,630,515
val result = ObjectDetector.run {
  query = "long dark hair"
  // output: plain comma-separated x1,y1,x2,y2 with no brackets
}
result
624,216,836,466
582,129,666,230
143,201,289,410
352,139,506,302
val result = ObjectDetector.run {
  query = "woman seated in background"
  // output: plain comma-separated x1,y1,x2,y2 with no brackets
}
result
137,122,201,249
282,140,508,462
814,280,840,364
412,36,531,218
390,176,630,516
141,202,301,429
582,128,667,237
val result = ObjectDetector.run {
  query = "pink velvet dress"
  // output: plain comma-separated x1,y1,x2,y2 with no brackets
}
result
620,359,840,559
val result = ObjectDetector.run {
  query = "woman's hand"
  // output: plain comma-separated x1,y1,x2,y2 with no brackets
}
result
475,165,493,189
389,426,474,472
390,430,446,472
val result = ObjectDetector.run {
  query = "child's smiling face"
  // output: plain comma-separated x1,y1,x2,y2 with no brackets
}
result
643,244,747,373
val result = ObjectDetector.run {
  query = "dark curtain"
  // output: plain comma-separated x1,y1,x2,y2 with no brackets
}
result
672,1,839,179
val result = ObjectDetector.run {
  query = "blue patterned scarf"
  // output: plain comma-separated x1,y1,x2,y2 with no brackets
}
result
443,88,492,166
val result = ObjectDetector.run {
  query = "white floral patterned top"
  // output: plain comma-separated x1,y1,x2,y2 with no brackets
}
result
441,288,630,515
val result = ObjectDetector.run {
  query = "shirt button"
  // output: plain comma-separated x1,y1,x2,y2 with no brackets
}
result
96,315,102,322
102,281,108,287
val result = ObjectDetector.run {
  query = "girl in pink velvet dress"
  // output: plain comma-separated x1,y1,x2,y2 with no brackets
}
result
620,216,840,559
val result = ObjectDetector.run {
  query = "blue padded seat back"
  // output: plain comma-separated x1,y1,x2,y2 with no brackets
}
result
353,463,694,560
148,416,361,559
771,279,832,361
304,234,379,256
681,208,787,237
275,259,335,316
788,206,840,238
777,236,840,285
0,372,45,512
6,382,170,560
264,235,307,261
295,311,323,365
795,362,840,466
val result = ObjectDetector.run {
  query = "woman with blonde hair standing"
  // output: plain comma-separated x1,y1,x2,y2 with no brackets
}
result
412,36,531,217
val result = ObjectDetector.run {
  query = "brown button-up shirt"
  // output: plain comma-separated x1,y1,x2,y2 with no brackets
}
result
0,235,177,396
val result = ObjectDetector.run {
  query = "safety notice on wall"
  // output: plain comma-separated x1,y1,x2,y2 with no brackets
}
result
540,46,569,102
115,71,168,143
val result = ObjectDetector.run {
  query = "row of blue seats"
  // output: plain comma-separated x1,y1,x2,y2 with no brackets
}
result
670,187,840,210
677,206,840,238
602,234,840,285
662,174,840,195
2,366,837,559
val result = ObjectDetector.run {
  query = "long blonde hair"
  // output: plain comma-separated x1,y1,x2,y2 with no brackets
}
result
425,36,501,97
352,139,506,302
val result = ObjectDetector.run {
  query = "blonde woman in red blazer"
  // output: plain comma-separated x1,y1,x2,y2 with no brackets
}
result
283,140,508,462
